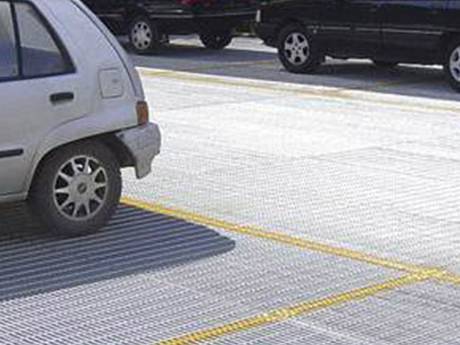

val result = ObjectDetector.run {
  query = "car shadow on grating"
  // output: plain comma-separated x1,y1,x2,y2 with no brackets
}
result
0,203,235,302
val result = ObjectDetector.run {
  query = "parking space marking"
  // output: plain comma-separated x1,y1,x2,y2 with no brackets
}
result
167,59,276,74
343,75,440,92
121,197,460,285
438,272,460,285
157,273,430,345
138,68,460,115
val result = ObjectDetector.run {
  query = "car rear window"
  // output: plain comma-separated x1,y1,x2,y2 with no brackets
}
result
15,2,71,77
0,2,18,79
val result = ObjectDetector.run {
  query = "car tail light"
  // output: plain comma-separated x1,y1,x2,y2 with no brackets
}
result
137,101,149,125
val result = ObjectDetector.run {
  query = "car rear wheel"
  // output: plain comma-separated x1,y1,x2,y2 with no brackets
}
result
278,24,321,74
445,39,460,92
372,60,398,68
200,31,233,50
29,141,122,237
129,16,159,54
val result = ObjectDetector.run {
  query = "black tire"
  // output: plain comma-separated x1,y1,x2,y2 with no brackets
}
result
444,38,460,92
199,31,233,50
129,16,159,54
372,60,399,68
278,24,321,74
28,141,122,237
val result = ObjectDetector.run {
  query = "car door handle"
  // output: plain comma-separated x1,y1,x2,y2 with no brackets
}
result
50,92,74,104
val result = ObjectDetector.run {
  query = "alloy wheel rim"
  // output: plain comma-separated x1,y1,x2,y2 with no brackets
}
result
53,156,109,221
131,21,153,50
284,32,310,65
450,47,460,82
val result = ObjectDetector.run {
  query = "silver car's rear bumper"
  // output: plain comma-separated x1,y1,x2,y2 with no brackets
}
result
116,123,161,179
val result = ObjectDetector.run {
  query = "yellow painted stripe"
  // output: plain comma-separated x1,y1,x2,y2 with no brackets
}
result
157,273,429,345
437,272,460,285
162,60,276,74
121,198,460,343
121,197,460,286
138,68,460,115
122,197,430,275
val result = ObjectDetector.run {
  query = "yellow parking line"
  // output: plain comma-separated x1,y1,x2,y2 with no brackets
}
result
157,273,430,345
136,60,274,79
176,59,276,74
121,198,460,342
138,68,460,115
437,272,460,285
121,197,459,284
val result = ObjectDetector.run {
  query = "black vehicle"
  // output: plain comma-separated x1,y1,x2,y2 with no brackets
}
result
83,0,258,53
255,0,460,91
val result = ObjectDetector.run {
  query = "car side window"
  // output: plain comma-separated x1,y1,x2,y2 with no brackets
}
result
14,2,72,78
0,2,18,79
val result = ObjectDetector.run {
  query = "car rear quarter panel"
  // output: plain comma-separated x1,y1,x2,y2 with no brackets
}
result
261,0,322,41
21,0,140,195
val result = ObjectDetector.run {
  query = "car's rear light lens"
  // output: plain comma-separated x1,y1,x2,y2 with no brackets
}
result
137,101,149,125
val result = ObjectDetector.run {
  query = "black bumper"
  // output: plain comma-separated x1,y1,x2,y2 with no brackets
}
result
254,22,278,47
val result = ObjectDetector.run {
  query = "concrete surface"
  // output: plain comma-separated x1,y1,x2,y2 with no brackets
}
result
1,36,460,345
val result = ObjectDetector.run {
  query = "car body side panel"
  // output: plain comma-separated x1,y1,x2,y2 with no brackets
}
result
0,1,90,196
344,0,381,57
69,0,145,100
0,77,79,195
22,102,137,194
318,0,380,57
255,0,321,47
82,0,258,35
379,0,447,62
258,0,460,63
0,0,141,200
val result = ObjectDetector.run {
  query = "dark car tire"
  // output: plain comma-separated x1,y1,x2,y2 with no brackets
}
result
445,38,460,92
200,31,233,50
372,60,399,68
28,141,122,237
278,24,321,74
129,16,160,54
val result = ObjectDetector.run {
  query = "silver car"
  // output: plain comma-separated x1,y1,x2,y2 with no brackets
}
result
0,0,161,236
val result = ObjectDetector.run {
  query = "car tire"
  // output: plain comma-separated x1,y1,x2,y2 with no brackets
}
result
278,24,321,73
28,141,122,237
129,16,159,54
445,38,460,92
372,60,398,68
199,30,233,50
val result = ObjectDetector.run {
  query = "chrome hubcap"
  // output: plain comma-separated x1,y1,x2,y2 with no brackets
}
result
284,32,310,65
53,156,108,221
450,47,460,82
131,21,153,50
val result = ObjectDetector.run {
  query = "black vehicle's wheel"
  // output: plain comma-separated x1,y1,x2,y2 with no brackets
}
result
372,60,399,68
29,141,122,237
445,38,460,92
278,24,321,73
200,31,233,50
129,16,159,54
